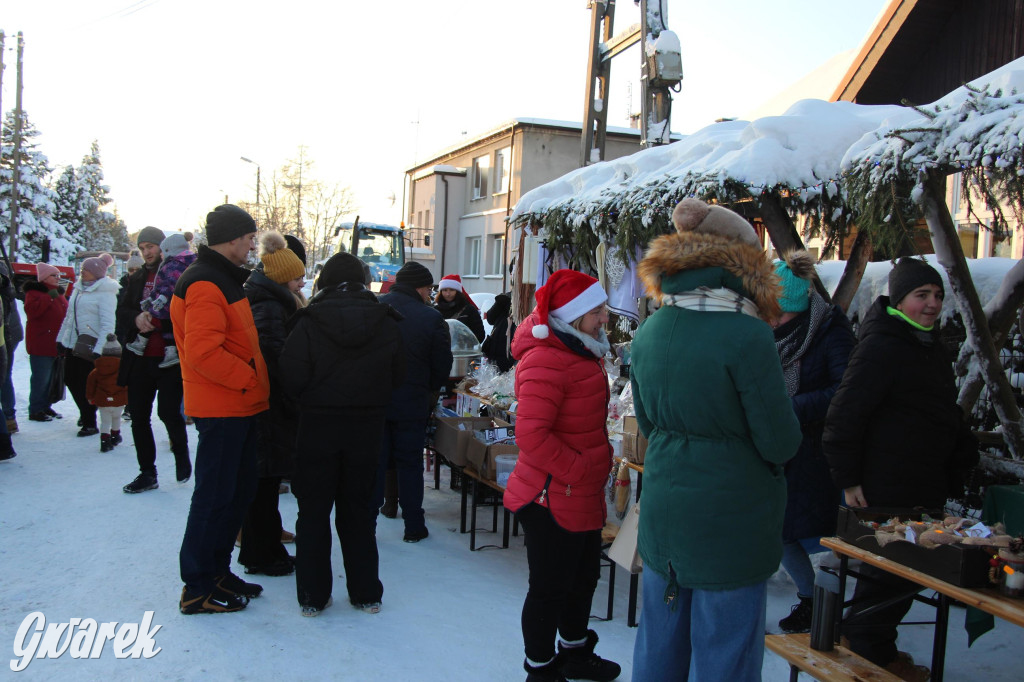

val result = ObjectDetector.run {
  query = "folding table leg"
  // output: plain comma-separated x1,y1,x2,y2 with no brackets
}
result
470,479,479,551
502,509,511,548
460,478,468,534
931,593,950,682
606,561,615,621
628,573,639,627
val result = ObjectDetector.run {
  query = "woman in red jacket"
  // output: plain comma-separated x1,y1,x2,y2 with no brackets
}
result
503,269,619,682
23,263,68,422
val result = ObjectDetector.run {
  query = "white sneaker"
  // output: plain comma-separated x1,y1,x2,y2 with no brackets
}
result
158,346,179,369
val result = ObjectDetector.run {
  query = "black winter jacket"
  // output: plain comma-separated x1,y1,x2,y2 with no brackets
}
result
435,291,485,343
279,283,405,414
779,303,855,542
115,260,161,385
245,269,300,477
823,296,978,510
380,284,453,421
481,294,516,373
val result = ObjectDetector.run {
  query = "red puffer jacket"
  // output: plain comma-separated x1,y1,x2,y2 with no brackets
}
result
23,280,69,357
503,311,612,532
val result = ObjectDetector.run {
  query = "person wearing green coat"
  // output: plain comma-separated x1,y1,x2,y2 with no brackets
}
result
630,198,802,682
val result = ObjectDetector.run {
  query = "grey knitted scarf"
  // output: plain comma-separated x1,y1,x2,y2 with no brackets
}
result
774,292,829,397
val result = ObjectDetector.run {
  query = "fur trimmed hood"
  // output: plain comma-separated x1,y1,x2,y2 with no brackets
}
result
639,231,782,322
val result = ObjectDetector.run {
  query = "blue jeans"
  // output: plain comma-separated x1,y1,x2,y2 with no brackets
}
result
179,415,259,593
781,540,817,597
2,340,17,419
28,355,56,415
632,570,767,682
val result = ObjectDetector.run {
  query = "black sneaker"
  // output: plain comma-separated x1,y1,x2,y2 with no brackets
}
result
77,425,99,437
243,556,295,577
28,412,53,422
176,458,193,484
779,595,814,633
218,572,263,599
179,584,248,614
46,408,63,419
123,473,158,494
557,630,620,682
403,527,429,543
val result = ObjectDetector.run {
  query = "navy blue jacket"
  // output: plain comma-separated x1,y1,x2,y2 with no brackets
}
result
379,284,453,422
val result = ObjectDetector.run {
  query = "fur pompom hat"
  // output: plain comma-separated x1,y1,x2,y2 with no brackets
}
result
98,253,115,268
259,231,306,285
531,269,607,339
672,198,762,248
126,249,144,270
101,333,122,357
81,257,109,281
774,250,816,313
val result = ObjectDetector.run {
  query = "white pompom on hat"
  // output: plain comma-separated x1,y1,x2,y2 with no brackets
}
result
532,269,607,339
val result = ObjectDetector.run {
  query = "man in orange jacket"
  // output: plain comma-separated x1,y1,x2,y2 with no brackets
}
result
171,204,270,615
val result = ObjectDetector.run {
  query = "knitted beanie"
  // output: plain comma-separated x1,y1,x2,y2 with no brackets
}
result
81,257,109,281
259,231,306,284
671,198,762,248
101,333,122,357
888,257,944,306
438,273,478,309
36,263,60,282
137,226,166,247
126,249,144,270
531,269,607,339
284,234,307,265
395,261,434,288
160,234,190,259
318,252,367,288
98,252,115,268
205,204,256,245
774,250,816,313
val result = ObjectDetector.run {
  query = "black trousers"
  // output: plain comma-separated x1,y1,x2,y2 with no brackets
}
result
842,563,918,667
65,355,97,429
516,503,602,664
294,411,386,609
125,356,187,477
239,476,289,567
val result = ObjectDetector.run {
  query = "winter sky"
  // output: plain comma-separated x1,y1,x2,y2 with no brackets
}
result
2,0,888,237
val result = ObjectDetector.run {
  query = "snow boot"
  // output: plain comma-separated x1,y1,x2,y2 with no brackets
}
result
125,334,148,356
779,594,814,633
158,345,180,369
123,472,158,494
557,630,620,681
380,467,398,518
524,659,568,682
111,429,123,446
100,434,114,452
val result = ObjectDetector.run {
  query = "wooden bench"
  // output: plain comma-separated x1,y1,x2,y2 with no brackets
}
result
764,633,901,682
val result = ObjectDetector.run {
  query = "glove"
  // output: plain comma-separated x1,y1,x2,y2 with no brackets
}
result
48,289,59,299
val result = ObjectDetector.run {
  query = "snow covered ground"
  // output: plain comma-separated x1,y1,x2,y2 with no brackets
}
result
1,301,1020,680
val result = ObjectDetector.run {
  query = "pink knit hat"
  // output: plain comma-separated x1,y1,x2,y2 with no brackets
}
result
81,257,109,280
531,269,607,339
438,273,478,309
36,263,60,282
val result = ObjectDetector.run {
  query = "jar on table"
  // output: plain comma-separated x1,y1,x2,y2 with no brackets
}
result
998,549,1024,598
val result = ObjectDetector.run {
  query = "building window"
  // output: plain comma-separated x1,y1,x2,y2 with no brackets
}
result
494,147,511,194
489,235,505,276
466,237,482,276
957,221,980,258
416,210,423,228
424,209,430,228
472,155,490,200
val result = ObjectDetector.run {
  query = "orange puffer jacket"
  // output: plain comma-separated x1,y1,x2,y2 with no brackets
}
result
502,311,612,532
87,356,128,407
170,246,269,418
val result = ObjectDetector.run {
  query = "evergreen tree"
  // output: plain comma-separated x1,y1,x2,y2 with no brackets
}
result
77,140,116,251
52,164,91,249
0,110,75,262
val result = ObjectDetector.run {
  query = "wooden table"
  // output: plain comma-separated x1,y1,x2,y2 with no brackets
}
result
820,537,1024,681
613,457,644,626
460,466,518,551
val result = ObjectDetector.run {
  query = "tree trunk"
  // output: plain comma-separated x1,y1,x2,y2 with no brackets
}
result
831,229,873,315
757,193,832,303
956,258,1024,412
922,169,1024,460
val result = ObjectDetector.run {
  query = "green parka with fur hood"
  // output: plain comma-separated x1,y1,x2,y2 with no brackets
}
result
630,230,802,591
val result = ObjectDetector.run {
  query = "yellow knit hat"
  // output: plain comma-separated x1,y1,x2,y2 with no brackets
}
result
259,231,305,284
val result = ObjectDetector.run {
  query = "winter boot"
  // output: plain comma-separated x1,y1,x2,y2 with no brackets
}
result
125,334,149,356
524,659,568,682
123,472,158,494
77,425,100,437
0,433,16,461
217,572,263,599
380,467,399,518
100,434,114,452
557,630,621,682
111,429,123,446
158,345,180,369
179,584,247,615
779,594,814,633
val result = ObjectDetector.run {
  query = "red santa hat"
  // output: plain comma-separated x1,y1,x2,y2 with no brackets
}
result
438,273,478,309
532,269,607,339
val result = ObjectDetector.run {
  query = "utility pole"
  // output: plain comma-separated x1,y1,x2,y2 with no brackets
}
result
639,0,681,148
7,32,25,260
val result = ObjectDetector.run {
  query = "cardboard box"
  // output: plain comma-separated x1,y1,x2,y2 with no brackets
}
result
465,418,517,480
621,416,648,464
455,391,482,417
433,417,497,467
836,507,995,587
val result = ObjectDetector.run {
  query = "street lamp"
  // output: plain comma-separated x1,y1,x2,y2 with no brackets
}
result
240,156,261,212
